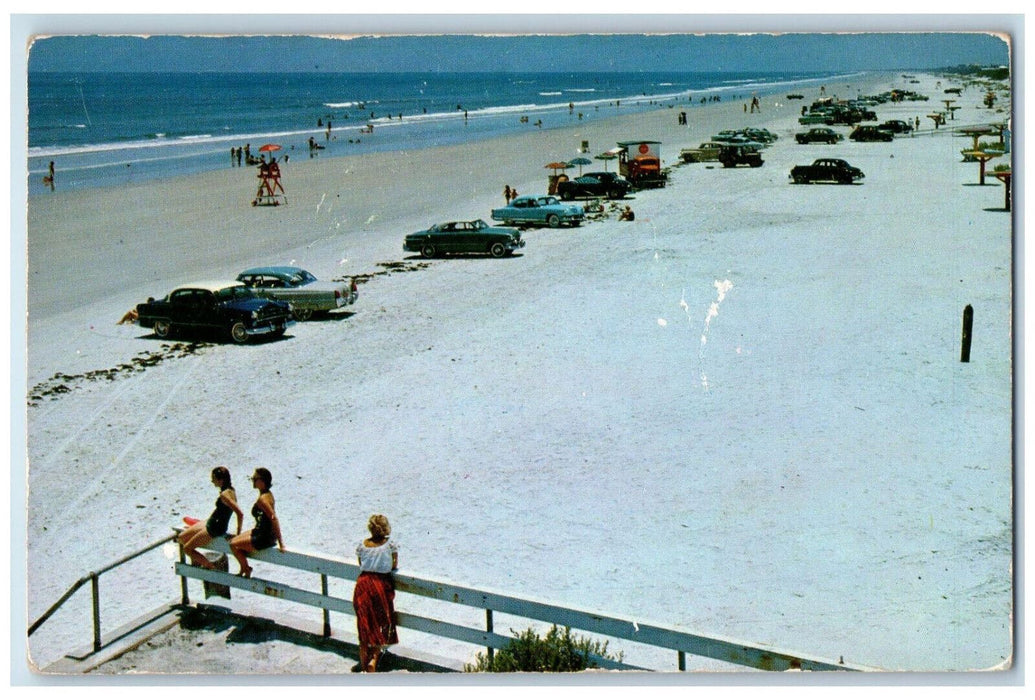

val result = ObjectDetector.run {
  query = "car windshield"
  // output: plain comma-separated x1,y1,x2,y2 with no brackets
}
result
214,286,255,302
290,270,317,285
537,197,560,206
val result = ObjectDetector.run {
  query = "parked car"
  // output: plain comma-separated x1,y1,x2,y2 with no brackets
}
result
236,266,358,321
404,219,525,258
556,171,631,200
712,128,777,145
679,141,724,163
790,158,865,185
879,119,913,134
718,144,764,168
798,110,835,125
795,127,843,145
491,195,585,228
850,125,894,142
786,93,805,100
135,281,294,344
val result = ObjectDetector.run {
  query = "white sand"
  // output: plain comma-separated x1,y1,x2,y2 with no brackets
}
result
23,72,1013,674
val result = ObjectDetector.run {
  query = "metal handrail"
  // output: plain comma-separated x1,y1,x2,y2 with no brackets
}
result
28,534,176,652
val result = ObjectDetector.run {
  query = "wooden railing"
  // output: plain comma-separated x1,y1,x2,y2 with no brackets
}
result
176,536,869,672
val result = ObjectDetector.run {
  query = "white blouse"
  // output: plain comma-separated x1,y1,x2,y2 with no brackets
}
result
356,539,398,573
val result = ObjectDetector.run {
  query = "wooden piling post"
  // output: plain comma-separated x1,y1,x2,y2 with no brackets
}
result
961,305,973,362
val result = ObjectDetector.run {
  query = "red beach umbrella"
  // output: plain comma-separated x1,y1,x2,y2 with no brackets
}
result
258,144,282,153
545,161,570,174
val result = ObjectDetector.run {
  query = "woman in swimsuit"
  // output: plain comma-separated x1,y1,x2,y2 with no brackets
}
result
229,467,284,577
178,466,244,569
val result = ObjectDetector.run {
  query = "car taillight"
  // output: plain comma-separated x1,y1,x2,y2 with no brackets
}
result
335,290,341,300
351,279,357,292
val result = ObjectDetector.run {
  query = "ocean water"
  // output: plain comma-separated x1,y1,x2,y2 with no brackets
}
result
26,70,845,195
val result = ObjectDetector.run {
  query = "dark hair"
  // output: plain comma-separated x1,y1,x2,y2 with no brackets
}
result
211,466,232,489
253,467,273,488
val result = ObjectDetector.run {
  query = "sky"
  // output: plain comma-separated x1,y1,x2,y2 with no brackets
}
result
23,26,1012,74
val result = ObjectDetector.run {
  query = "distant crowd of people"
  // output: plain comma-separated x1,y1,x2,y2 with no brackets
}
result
178,466,398,672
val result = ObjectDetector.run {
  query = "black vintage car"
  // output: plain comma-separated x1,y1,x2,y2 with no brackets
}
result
718,144,764,168
795,127,843,145
556,171,632,200
790,158,865,185
136,281,294,343
850,125,894,142
879,119,913,134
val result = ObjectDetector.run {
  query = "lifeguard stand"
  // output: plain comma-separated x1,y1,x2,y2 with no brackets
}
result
252,145,287,207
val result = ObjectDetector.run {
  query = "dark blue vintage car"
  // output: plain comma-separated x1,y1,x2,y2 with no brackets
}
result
404,219,525,258
136,281,294,343
556,172,631,200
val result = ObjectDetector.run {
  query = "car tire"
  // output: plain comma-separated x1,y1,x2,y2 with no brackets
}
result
153,319,172,338
793,174,808,184
489,242,507,258
559,190,573,201
421,244,436,258
608,189,623,199
229,321,249,344
293,308,314,322
546,214,560,228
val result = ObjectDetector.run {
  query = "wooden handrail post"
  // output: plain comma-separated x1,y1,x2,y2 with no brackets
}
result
486,609,494,664
321,574,331,637
961,305,974,363
678,650,686,671
90,573,101,653
179,542,190,606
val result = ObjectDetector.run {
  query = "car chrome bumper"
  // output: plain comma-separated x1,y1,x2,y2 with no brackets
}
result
246,318,296,336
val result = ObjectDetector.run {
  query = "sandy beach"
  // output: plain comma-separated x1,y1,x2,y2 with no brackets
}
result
22,71,1013,675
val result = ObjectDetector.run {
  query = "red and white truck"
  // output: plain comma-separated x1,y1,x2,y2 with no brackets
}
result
616,140,668,189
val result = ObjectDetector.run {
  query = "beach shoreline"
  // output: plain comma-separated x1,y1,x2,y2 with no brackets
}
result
23,69,1014,674
26,69,861,197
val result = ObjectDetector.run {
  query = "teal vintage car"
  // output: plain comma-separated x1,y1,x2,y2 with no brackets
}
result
404,219,525,258
490,195,584,228
237,266,358,321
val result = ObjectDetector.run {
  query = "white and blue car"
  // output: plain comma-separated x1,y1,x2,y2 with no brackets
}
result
490,195,584,228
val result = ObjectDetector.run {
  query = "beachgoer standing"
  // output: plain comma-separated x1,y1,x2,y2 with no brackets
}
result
179,466,244,569
229,468,284,577
44,161,55,190
230,147,236,167
503,185,512,204
244,144,251,162
236,147,242,167
353,514,399,672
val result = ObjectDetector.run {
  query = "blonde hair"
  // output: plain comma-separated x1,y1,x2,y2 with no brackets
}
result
367,514,391,539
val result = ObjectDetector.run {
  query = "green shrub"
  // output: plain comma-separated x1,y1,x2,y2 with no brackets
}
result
464,625,623,672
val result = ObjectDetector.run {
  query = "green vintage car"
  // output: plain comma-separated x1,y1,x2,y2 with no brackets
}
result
404,219,525,258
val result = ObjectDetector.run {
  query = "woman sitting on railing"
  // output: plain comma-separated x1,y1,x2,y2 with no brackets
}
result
178,466,243,569
229,467,284,578
353,514,399,672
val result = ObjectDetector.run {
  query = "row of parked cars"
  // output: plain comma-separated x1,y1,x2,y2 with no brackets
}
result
135,193,594,343
135,267,359,344
796,121,912,145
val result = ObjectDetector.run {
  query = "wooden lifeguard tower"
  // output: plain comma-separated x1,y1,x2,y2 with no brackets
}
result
252,144,287,207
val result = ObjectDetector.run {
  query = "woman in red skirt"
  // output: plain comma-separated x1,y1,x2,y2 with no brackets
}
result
353,514,399,672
